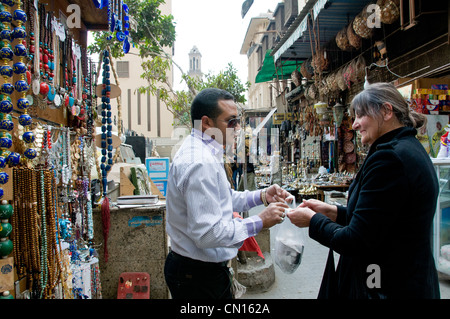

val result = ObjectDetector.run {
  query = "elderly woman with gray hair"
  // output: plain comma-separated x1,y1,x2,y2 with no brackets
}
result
288,82,440,299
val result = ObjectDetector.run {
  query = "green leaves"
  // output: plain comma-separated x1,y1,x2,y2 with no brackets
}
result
87,0,175,59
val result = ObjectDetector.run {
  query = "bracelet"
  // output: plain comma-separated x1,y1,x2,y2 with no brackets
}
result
261,189,269,206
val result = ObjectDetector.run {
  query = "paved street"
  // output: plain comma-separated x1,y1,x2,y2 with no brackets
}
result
241,205,450,299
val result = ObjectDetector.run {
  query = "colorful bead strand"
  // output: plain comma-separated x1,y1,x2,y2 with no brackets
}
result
14,0,35,162
0,1,15,198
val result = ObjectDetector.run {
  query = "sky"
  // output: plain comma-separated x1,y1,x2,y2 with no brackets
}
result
171,0,281,91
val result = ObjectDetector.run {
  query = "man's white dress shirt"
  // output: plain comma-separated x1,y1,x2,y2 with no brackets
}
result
166,129,263,263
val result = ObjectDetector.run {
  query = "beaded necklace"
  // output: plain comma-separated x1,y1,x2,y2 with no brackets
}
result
0,0,15,198
24,0,37,118
15,0,36,162
39,169,48,298
100,49,112,196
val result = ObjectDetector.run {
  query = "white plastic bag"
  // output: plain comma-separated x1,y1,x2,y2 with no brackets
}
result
273,197,306,274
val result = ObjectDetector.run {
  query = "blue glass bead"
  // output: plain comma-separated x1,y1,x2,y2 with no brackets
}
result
22,131,35,143
116,31,125,42
0,65,12,77
0,157,6,169
12,26,26,39
14,80,28,93
2,0,15,7
0,172,8,185
13,62,26,74
0,188,3,199
0,100,12,113
18,113,32,126
0,120,13,131
0,30,12,42
1,83,14,95
0,47,13,60
115,20,122,32
0,11,12,23
13,44,27,57
123,36,130,54
12,9,27,23
17,97,29,109
23,148,36,160
0,136,12,148
6,152,20,166
122,3,129,13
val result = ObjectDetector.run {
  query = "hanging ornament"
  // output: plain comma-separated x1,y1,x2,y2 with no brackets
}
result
100,49,113,197
14,0,34,161
0,1,15,199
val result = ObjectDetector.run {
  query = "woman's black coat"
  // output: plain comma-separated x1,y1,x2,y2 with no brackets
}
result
310,126,441,298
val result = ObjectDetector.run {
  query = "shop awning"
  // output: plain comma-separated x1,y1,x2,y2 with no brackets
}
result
255,50,301,83
272,0,372,62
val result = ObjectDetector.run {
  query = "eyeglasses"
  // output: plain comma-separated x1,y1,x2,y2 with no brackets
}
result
226,117,241,129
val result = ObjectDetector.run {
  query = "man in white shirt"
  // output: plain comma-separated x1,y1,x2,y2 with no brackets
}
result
164,88,292,299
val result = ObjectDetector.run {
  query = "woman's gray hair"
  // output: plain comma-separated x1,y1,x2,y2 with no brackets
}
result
350,82,426,129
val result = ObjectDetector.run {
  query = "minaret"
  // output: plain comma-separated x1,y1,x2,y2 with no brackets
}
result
188,45,202,79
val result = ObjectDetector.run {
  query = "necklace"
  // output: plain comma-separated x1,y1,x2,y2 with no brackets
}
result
15,0,36,163
0,1,15,198
100,49,112,196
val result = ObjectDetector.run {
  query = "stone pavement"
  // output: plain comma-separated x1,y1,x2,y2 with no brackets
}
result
241,206,450,299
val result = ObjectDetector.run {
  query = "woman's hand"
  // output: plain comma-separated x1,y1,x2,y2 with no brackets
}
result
299,199,338,222
286,207,316,228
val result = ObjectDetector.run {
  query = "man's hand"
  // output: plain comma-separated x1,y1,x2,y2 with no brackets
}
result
265,184,293,205
258,202,290,228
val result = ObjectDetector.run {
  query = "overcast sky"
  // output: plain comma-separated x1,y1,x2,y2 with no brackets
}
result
171,0,281,91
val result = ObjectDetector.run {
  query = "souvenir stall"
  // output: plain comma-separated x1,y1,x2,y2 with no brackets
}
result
270,0,450,275
272,0,408,201
0,0,112,299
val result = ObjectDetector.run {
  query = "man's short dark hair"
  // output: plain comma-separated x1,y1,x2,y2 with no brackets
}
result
191,88,235,126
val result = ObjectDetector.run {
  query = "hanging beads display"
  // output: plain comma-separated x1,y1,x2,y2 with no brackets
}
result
103,0,131,53
0,1,15,199
14,0,35,162
1,0,101,299
12,168,64,298
100,49,112,197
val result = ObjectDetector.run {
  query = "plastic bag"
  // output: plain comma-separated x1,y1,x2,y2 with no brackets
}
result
273,196,306,274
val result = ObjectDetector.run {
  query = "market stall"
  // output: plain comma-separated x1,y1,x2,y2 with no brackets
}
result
266,0,450,275
0,0,145,299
